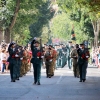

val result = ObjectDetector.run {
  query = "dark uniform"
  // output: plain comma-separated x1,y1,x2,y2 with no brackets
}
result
31,40,43,85
66,45,72,69
8,43,20,82
77,44,90,82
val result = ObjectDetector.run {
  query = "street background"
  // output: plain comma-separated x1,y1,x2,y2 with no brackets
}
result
0,65,100,100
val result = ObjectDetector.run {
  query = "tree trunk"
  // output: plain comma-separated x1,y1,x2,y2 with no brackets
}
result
4,0,20,43
4,28,10,43
92,19,100,48
9,0,20,30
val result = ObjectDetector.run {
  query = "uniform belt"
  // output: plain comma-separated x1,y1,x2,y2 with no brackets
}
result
12,57,20,59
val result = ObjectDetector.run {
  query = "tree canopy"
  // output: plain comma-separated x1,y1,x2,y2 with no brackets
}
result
0,0,100,46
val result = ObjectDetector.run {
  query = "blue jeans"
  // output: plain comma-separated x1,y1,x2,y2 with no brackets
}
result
1,63,6,72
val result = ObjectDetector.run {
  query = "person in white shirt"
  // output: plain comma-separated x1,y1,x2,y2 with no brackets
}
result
0,49,7,73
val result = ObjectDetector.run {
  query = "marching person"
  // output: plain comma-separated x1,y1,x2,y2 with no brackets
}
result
44,47,53,78
71,44,79,78
8,42,16,82
49,45,57,76
77,43,90,82
8,42,21,82
31,38,43,85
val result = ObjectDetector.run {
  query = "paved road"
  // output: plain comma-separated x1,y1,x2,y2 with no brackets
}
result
0,65,100,100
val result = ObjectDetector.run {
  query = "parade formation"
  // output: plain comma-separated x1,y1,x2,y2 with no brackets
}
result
0,38,92,85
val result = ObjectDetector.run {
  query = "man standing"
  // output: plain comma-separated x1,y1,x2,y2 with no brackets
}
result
8,42,21,82
71,44,79,78
31,39,43,85
77,43,90,82
66,41,73,69
44,47,53,78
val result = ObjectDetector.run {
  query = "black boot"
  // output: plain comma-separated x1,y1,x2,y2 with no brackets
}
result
33,81,37,85
83,79,86,82
79,80,82,82
37,82,41,85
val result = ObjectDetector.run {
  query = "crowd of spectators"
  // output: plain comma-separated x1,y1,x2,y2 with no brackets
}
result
91,47,100,68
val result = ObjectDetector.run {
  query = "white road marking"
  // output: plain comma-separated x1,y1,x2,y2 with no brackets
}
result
56,74,63,84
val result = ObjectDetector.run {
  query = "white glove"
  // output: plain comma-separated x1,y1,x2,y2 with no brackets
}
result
15,54,19,57
41,56,44,58
18,49,20,52
20,58,23,60
49,59,52,62
86,56,89,58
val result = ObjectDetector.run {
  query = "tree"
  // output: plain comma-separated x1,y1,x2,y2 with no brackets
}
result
57,0,96,44
0,0,44,43
29,0,55,41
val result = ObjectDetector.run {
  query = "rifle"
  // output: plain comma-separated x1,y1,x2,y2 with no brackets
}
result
40,38,43,53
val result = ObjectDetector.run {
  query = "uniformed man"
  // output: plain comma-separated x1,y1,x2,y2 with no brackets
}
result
8,42,20,82
71,44,79,78
58,44,63,68
61,44,67,68
31,39,43,85
44,47,53,78
77,43,90,82
66,41,72,69
48,45,57,76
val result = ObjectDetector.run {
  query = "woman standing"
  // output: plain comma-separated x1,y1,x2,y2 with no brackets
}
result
0,49,7,73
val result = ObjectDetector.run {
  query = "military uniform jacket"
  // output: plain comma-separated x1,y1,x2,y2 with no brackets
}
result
77,48,90,65
71,49,78,63
31,45,42,64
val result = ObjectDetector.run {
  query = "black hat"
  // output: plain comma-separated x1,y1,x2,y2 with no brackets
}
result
75,44,79,48
68,41,72,43
49,45,53,48
80,42,85,45
9,42,15,47
10,42,15,45
34,41,40,44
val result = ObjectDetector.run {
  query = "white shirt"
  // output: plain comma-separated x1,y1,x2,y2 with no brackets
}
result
0,52,7,61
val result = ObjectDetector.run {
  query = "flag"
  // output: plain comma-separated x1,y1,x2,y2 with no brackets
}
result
71,29,76,41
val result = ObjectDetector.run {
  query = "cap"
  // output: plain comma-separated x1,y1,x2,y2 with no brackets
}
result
80,43,85,45
75,44,79,48
34,41,40,44
49,45,53,47
68,41,72,43
9,42,15,46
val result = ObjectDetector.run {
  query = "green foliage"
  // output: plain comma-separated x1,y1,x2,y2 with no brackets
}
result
0,0,99,45
29,0,55,40
12,29,31,46
57,0,95,43
0,0,44,44
50,11,71,40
